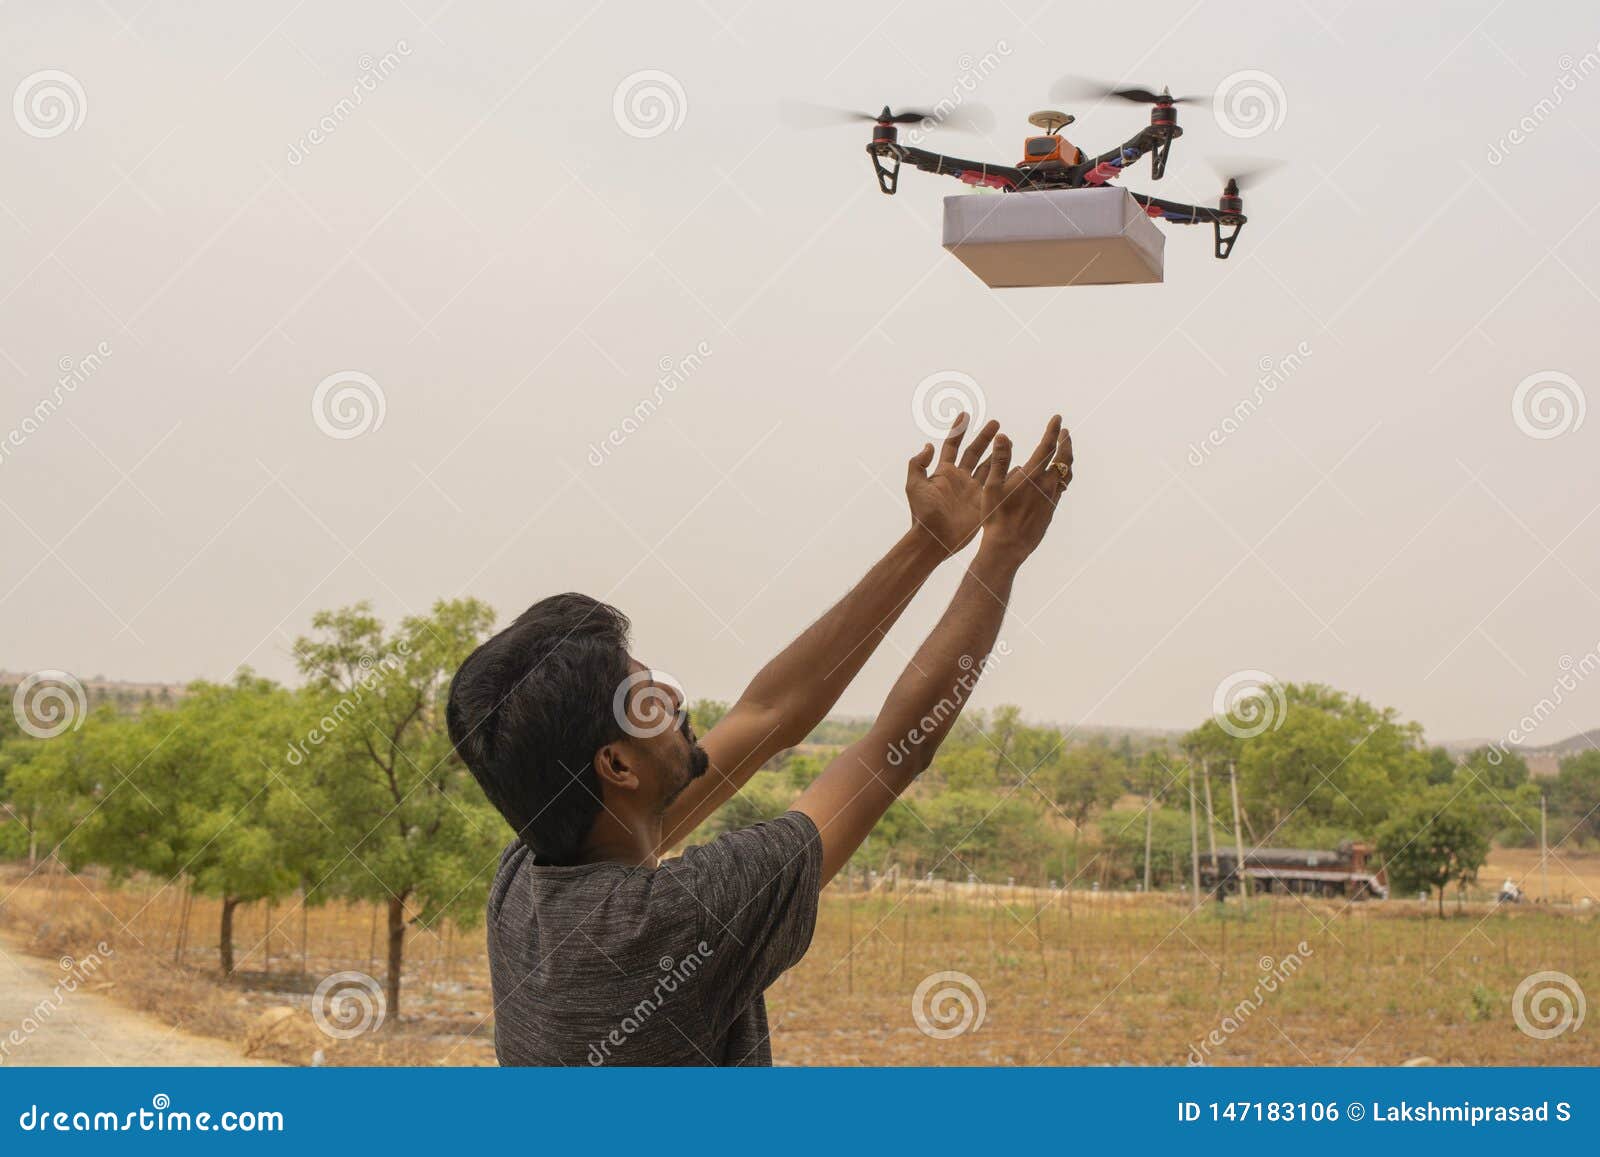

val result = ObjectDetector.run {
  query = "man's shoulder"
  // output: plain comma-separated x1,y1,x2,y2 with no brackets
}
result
673,811,821,877
487,842,704,936
487,812,820,934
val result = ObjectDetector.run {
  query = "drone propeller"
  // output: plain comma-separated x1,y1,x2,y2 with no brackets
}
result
1210,157,1285,192
1049,77,1201,105
778,99,995,135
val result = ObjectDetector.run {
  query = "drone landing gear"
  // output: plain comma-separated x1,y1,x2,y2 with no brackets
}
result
1149,136,1173,181
870,150,900,195
1213,219,1244,260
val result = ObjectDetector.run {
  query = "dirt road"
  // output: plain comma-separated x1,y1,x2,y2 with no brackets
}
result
0,935,273,1066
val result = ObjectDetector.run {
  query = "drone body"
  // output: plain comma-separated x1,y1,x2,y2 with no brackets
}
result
863,85,1254,264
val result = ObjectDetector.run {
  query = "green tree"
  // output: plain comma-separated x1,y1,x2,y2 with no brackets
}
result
175,675,308,975
1423,746,1458,786
1461,746,1529,792
875,787,1051,881
691,769,795,839
1550,752,1600,845
1190,683,1429,845
1039,740,1124,880
1452,747,1540,847
0,713,45,861
21,676,310,976
1097,804,1192,887
292,598,500,1017
11,704,172,880
1377,783,1495,916
686,698,729,734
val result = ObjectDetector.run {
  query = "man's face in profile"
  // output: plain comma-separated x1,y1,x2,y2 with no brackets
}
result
616,659,709,810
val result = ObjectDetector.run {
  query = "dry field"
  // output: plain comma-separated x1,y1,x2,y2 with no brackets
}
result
1483,845,1600,903
1,859,1594,1067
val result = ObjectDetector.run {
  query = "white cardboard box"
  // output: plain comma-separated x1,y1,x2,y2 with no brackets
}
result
942,188,1164,287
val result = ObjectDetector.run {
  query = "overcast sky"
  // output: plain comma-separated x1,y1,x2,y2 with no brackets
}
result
3,1,1598,747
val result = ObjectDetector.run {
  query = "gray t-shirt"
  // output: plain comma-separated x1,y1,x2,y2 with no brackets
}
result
486,810,823,1066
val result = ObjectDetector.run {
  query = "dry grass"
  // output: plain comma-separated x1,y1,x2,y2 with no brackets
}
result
0,864,495,1066
1,862,1594,1067
1483,845,1600,903
771,881,1598,1065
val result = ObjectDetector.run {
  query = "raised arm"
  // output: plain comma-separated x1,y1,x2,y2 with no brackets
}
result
793,417,1072,882
658,416,999,851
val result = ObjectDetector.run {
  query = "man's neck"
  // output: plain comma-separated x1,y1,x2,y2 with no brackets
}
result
574,812,663,868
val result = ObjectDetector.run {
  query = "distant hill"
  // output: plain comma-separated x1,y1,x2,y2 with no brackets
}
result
0,671,189,713
1438,727,1598,779
802,714,1184,751
8,667,1591,775
1523,727,1600,757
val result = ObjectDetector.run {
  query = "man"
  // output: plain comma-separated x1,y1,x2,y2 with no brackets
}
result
446,413,1073,1065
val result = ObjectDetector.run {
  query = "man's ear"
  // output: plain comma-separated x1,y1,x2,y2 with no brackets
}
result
593,742,641,792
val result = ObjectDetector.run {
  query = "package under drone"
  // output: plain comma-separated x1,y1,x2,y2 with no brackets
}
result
942,186,1165,287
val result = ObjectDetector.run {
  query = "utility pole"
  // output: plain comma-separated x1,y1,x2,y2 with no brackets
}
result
1143,783,1155,893
1188,772,1201,909
1202,761,1219,866
1540,794,1549,903
1229,759,1249,905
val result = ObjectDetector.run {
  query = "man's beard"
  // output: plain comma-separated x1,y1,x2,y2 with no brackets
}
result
662,719,710,808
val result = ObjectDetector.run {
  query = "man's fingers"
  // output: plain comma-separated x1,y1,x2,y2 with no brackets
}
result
985,435,1012,490
973,459,992,487
907,443,934,484
1043,426,1073,504
938,412,969,465
1053,426,1074,482
1023,414,1063,475
958,419,999,472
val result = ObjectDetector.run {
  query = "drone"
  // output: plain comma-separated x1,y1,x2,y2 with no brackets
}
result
854,81,1266,260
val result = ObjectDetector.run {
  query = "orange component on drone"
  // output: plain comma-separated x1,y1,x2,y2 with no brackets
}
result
1019,135,1082,167
1018,111,1081,168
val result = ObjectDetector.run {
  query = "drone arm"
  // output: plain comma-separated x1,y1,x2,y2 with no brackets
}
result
1079,132,1155,175
1128,193,1248,259
1074,122,1181,183
1127,192,1224,223
866,141,1022,192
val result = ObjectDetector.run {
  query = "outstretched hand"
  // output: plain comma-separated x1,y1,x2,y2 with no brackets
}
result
905,413,1001,558
980,414,1072,563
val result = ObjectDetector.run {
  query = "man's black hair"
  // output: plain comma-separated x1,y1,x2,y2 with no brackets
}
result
446,593,632,863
